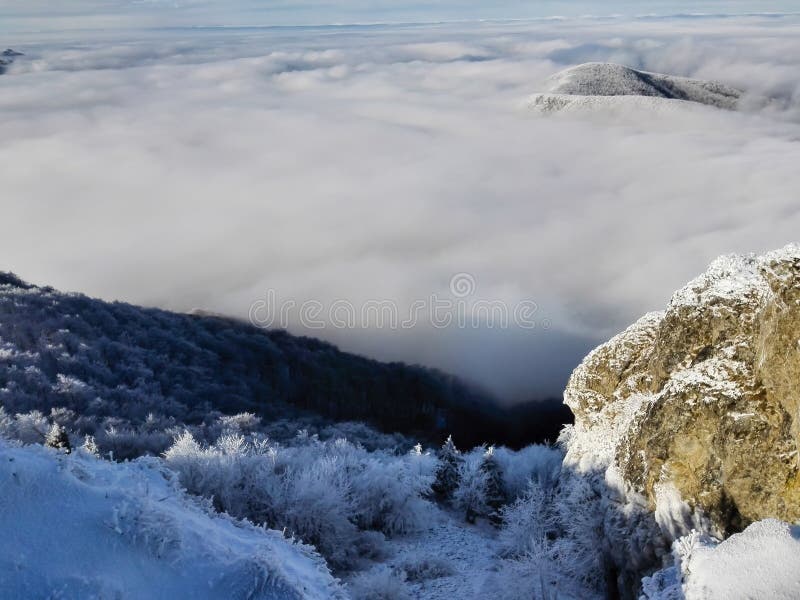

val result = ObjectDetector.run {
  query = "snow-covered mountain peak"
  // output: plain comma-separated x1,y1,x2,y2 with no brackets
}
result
530,62,742,113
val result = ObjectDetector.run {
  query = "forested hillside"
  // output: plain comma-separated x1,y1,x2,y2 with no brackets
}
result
0,272,568,456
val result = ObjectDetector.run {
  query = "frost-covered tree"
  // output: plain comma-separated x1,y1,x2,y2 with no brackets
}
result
432,435,462,501
0,407,13,439
45,423,71,453
499,479,555,557
454,447,488,523
491,471,606,600
81,435,100,456
480,446,506,526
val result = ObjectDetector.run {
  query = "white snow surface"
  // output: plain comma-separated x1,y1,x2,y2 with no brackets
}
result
669,244,800,309
529,62,742,114
527,92,708,116
0,440,344,600
643,519,800,600
547,63,742,107
382,507,499,599
352,505,590,600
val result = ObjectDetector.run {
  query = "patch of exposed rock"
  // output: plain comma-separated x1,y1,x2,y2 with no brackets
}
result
564,245,800,540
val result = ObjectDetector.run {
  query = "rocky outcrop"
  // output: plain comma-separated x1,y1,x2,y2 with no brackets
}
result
564,245,800,540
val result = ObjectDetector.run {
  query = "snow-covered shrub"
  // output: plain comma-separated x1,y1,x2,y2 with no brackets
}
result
164,432,281,525
281,454,366,568
208,412,262,438
492,444,563,501
318,421,411,451
399,555,455,582
11,410,49,444
348,566,412,600
164,432,435,571
350,452,434,537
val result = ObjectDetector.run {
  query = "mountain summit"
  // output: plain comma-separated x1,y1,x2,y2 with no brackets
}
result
530,62,742,112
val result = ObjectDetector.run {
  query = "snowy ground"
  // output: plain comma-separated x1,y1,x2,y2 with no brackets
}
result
0,441,344,600
6,435,800,600
643,520,800,600
355,506,502,599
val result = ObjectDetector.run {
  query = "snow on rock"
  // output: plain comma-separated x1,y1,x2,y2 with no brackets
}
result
564,244,800,555
642,519,800,600
529,62,742,113
0,440,344,600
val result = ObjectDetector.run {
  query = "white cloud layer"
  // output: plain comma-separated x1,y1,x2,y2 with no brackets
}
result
2,15,800,399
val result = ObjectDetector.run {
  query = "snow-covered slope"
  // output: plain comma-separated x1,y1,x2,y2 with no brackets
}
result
529,62,742,113
643,519,800,600
0,440,344,599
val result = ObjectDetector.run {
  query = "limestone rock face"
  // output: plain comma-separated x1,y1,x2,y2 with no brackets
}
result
564,245,800,538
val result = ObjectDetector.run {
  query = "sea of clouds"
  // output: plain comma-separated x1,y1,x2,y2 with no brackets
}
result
2,13,800,399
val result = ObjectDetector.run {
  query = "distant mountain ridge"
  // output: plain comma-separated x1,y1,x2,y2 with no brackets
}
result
0,48,23,74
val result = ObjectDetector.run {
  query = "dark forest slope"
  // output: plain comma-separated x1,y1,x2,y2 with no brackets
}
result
0,272,569,450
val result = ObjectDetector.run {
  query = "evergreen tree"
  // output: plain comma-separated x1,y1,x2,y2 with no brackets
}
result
432,435,462,501
82,435,99,456
480,446,506,526
45,423,71,453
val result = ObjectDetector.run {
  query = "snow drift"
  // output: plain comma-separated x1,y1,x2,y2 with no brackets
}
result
642,519,800,600
0,440,344,599
529,62,742,113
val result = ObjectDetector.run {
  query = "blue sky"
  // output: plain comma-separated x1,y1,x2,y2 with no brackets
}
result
2,1,799,31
